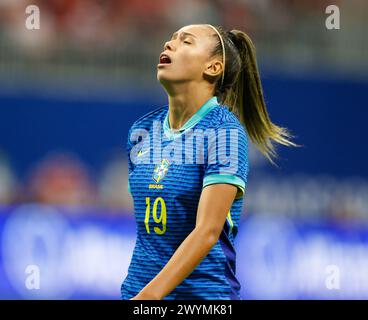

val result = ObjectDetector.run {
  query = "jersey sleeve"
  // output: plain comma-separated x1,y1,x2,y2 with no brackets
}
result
127,126,135,194
202,122,249,199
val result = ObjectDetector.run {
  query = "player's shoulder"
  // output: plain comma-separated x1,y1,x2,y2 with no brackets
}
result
207,104,246,131
130,104,168,131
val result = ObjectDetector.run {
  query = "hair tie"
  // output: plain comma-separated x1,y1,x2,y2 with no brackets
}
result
227,31,238,50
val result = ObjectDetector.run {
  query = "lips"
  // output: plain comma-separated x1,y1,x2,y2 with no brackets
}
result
159,53,172,64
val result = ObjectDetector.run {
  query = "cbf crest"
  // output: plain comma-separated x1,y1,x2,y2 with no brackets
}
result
152,159,170,183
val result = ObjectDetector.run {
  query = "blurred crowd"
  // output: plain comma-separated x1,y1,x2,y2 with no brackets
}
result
0,0,339,48
0,149,133,213
2,0,366,73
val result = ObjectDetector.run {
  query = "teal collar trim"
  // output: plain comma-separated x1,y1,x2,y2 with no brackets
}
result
163,96,219,139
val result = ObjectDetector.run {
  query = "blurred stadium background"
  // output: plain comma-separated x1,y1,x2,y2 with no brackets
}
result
0,0,367,299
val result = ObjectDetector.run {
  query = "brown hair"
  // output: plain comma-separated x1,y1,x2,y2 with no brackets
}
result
208,25,299,165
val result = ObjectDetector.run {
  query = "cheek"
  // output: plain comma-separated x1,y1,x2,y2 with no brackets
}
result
177,50,206,77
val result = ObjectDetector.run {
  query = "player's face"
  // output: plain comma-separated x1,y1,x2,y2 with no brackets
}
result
157,24,219,88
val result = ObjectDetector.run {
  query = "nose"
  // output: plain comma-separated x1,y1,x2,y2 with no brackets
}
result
164,40,174,51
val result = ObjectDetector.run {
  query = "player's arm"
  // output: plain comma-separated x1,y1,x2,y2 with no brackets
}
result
130,183,237,300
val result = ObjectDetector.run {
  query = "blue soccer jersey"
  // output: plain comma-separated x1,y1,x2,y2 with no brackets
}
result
121,96,249,300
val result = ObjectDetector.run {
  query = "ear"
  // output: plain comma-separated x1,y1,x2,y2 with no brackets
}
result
203,59,223,79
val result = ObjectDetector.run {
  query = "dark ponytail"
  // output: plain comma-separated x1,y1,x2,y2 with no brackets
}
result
209,26,299,165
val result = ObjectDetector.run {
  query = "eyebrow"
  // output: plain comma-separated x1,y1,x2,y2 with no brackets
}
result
171,31,197,39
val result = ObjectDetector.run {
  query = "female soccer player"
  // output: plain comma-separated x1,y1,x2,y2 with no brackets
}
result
121,24,296,300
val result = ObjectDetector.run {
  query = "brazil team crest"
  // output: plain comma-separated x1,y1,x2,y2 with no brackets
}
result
152,159,170,183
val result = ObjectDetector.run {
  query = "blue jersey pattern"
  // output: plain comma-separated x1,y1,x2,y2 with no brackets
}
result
121,96,249,300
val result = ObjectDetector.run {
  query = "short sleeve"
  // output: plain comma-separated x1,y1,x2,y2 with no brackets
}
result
126,126,134,194
202,122,249,199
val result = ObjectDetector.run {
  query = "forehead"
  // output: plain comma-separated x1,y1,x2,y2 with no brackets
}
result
174,24,214,39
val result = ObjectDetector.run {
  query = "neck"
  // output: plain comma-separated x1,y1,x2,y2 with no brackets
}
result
167,83,214,130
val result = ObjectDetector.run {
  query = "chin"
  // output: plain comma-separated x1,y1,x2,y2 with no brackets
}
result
157,72,172,84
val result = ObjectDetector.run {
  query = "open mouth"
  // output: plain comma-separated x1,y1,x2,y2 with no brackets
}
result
159,54,172,65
